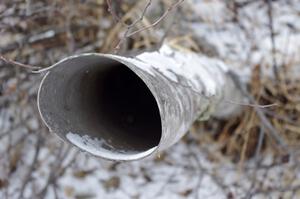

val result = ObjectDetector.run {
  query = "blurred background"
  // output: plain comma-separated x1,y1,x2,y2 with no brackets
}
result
0,0,300,198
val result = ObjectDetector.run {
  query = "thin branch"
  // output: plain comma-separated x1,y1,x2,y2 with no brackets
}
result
114,0,153,50
0,55,41,70
18,137,41,199
255,125,265,159
228,70,288,151
37,145,77,199
266,0,279,80
225,99,278,108
114,0,184,50
106,0,122,23
127,0,184,37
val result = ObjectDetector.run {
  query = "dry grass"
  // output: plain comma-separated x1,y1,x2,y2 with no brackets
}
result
189,62,300,164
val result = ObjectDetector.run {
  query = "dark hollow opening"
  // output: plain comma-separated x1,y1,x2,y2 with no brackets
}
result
79,59,162,153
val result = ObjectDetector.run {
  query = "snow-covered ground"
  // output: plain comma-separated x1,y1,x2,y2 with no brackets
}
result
1,0,300,198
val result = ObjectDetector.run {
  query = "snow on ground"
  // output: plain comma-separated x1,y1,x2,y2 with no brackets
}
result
189,0,300,77
1,0,300,198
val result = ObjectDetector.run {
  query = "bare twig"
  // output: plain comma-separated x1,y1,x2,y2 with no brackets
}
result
127,0,184,37
255,126,265,159
106,0,123,22
114,0,185,50
225,99,278,108
228,70,288,151
0,55,41,70
187,143,228,196
66,0,76,53
18,137,41,199
114,0,153,50
37,145,77,199
266,0,279,80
